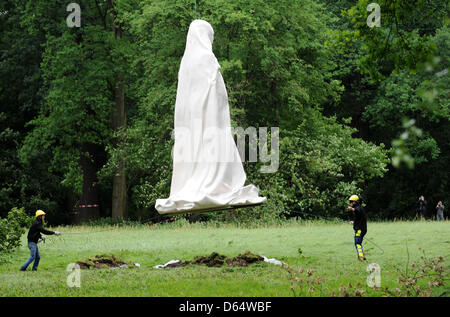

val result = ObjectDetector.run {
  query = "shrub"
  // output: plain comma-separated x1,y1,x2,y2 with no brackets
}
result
0,207,33,258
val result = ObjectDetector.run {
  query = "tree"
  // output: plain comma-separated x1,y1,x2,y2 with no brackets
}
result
108,0,388,220
325,0,449,217
0,0,69,221
108,0,128,219
19,0,137,222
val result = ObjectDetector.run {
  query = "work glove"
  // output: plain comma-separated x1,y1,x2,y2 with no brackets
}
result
54,231,61,236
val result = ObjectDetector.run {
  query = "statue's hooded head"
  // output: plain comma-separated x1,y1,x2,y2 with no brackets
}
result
185,20,214,52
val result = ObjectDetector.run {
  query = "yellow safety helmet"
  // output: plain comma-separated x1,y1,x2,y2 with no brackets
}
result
35,210,46,218
349,195,359,202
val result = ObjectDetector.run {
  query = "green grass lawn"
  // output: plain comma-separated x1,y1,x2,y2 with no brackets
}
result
0,220,448,297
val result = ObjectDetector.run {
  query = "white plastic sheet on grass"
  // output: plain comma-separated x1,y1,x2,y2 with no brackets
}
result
154,260,181,269
261,255,284,266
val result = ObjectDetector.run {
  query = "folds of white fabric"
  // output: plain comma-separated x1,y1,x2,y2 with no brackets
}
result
155,20,266,215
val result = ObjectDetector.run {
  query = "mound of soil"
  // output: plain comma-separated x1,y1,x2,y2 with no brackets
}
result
226,251,264,267
192,252,227,267
160,251,264,268
76,254,134,269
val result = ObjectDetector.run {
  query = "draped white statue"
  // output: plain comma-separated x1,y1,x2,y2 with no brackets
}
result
155,20,266,215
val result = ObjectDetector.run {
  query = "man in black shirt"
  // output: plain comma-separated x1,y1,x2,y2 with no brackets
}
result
20,210,61,271
416,195,427,219
348,195,367,261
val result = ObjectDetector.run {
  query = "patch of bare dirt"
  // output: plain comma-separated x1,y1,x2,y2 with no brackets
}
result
160,251,264,268
226,251,264,267
76,254,134,269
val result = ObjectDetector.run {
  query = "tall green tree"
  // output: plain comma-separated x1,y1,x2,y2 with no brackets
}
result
19,0,137,221
106,0,388,221
0,0,68,221
325,0,449,217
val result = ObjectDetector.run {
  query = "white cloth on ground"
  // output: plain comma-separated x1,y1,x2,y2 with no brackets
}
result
153,260,181,269
260,255,284,266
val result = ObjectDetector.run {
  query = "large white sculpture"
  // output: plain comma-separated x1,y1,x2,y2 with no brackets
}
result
155,20,266,215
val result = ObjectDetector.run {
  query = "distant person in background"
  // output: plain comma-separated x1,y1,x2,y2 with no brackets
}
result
436,201,445,221
416,195,427,219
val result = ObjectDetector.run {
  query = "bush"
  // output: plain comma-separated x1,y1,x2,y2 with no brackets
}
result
0,207,33,258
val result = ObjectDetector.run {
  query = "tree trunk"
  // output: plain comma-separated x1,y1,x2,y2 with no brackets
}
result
111,73,127,219
109,1,127,219
77,142,101,223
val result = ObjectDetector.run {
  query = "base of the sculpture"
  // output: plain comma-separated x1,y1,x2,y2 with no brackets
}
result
157,202,265,216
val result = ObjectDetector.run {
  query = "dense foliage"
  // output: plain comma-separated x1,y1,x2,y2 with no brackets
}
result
0,207,33,259
0,0,447,223
324,0,449,218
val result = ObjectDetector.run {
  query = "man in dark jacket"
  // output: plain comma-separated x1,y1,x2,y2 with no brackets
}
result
20,210,60,271
348,195,367,261
436,201,445,221
416,196,427,219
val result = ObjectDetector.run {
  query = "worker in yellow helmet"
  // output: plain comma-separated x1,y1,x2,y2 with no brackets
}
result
347,195,367,261
20,210,61,271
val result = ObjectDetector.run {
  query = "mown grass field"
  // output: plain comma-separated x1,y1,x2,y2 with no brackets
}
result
0,220,448,297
